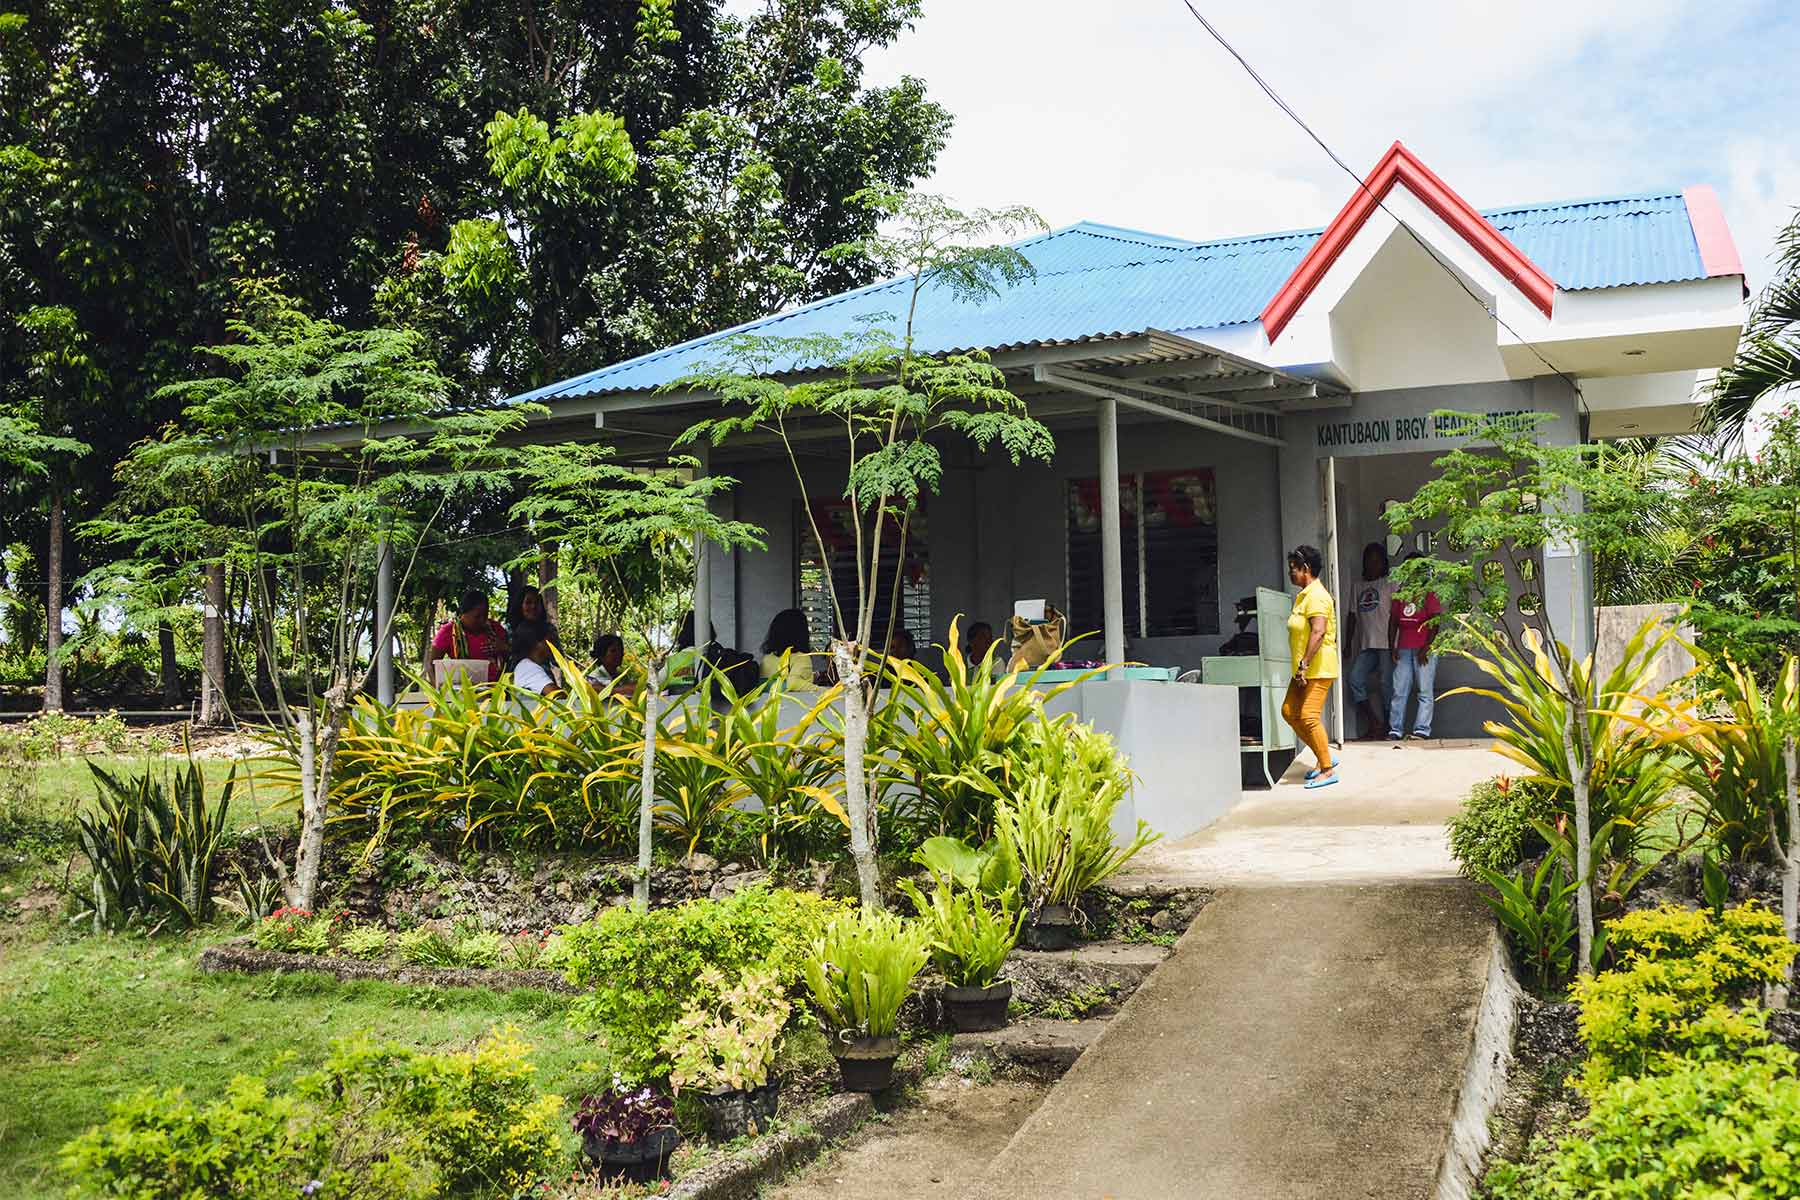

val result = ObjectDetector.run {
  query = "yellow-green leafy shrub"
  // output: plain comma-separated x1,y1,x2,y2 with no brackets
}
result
552,885,842,1082
1485,1045,1800,1200
60,1027,562,1198
1574,903,1797,1091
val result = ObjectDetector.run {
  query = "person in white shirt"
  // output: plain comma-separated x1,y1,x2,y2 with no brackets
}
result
511,630,560,698
1345,542,1397,740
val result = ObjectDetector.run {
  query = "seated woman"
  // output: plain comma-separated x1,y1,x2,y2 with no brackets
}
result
424,588,510,684
759,608,823,691
510,629,560,698
506,585,560,666
585,633,633,694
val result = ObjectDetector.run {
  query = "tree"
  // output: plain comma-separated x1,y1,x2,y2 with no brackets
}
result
1385,411,1647,974
1705,207,1800,446
509,446,763,910
102,283,529,909
13,306,99,711
681,192,1055,908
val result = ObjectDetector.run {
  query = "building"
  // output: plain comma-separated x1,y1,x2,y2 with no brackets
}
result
492,142,1747,836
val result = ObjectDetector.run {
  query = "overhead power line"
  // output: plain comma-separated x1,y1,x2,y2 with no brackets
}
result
1177,1,1590,415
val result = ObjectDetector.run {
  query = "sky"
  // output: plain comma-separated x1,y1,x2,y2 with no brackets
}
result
857,0,1800,292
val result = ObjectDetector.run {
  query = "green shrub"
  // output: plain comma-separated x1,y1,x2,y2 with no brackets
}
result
554,885,842,1081
1448,775,1560,876
253,906,316,952
898,874,1021,988
1574,903,1797,1090
803,907,930,1040
1484,1046,1800,1200
59,1027,562,1198
340,923,392,960
74,760,232,932
453,929,506,968
396,927,458,968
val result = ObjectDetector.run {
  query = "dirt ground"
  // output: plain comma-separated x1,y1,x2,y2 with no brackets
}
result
764,1076,1047,1199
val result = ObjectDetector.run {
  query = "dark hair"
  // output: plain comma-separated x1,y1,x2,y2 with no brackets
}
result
966,621,994,646
591,633,623,661
457,588,489,616
1361,542,1389,576
676,611,717,650
512,628,543,660
761,608,812,657
1287,545,1324,577
506,585,545,625
889,627,916,654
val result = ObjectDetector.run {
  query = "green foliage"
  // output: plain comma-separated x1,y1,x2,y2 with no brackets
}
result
993,720,1157,911
1484,1047,1800,1200
58,1027,564,1199
1574,903,1796,1090
911,836,1020,897
710,678,847,867
662,966,792,1095
1447,617,1695,864
339,924,391,961
872,616,1094,839
1477,846,1578,990
1682,655,1794,861
802,907,929,1040
1448,775,1562,877
897,874,1020,988
396,927,458,969
73,760,232,932
555,886,842,1082
1705,208,1800,447
453,929,507,969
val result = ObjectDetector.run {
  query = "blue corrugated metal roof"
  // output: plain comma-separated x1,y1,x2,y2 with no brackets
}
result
516,190,1707,404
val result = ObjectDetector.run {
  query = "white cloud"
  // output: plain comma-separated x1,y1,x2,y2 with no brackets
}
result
863,0,1800,289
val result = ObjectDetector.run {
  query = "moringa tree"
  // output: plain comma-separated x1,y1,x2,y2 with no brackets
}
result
680,191,1055,908
509,445,763,911
1385,410,1646,975
98,282,529,909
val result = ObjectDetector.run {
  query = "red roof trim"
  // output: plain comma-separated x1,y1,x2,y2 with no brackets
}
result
1681,185,1744,279
1260,141,1558,341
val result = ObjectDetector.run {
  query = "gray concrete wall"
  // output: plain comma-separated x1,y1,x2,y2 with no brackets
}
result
1596,603,1696,695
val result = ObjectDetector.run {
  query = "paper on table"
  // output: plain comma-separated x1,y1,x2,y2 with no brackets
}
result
1013,598,1046,623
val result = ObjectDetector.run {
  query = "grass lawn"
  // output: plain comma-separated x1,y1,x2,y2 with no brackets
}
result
29,753,291,833
0,925,596,1199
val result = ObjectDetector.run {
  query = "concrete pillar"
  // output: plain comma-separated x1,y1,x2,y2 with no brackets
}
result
692,441,712,649
1097,398,1126,673
375,533,394,706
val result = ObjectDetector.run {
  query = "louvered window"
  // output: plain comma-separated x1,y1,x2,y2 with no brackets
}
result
1067,469,1218,640
798,500,930,649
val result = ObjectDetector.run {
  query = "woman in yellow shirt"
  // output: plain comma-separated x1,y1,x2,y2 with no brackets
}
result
1282,544,1340,789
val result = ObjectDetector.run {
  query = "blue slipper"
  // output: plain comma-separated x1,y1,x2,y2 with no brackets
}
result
1304,774,1340,790
1304,762,1338,781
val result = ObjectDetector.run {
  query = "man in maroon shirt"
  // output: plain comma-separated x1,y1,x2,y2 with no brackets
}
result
1387,560,1441,741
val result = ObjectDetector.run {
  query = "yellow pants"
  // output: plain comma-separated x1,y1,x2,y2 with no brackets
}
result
1281,677,1334,773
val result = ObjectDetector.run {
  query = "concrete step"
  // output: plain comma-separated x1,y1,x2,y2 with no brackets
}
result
951,1017,1109,1076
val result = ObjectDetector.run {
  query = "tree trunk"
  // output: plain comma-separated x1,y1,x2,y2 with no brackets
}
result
1778,739,1799,1008
833,641,882,909
288,699,345,911
635,662,662,912
199,561,228,726
539,543,559,624
254,564,278,704
158,619,181,708
1566,679,1596,975
44,490,64,712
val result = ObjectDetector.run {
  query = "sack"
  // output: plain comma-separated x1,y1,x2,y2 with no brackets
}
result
1007,607,1066,672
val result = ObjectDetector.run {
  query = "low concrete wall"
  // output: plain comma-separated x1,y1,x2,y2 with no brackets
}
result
1433,931,1523,1200
1043,679,1243,843
1595,603,1695,693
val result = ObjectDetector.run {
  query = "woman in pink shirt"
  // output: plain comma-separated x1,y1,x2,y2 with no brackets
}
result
1387,558,1441,741
424,588,510,684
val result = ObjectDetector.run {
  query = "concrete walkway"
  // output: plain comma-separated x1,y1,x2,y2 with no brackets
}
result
973,741,1499,1199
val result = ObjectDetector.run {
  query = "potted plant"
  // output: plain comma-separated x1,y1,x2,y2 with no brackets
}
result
996,720,1159,950
802,909,929,1092
901,874,1022,1031
570,1081,680,1183
663,966,792,1139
